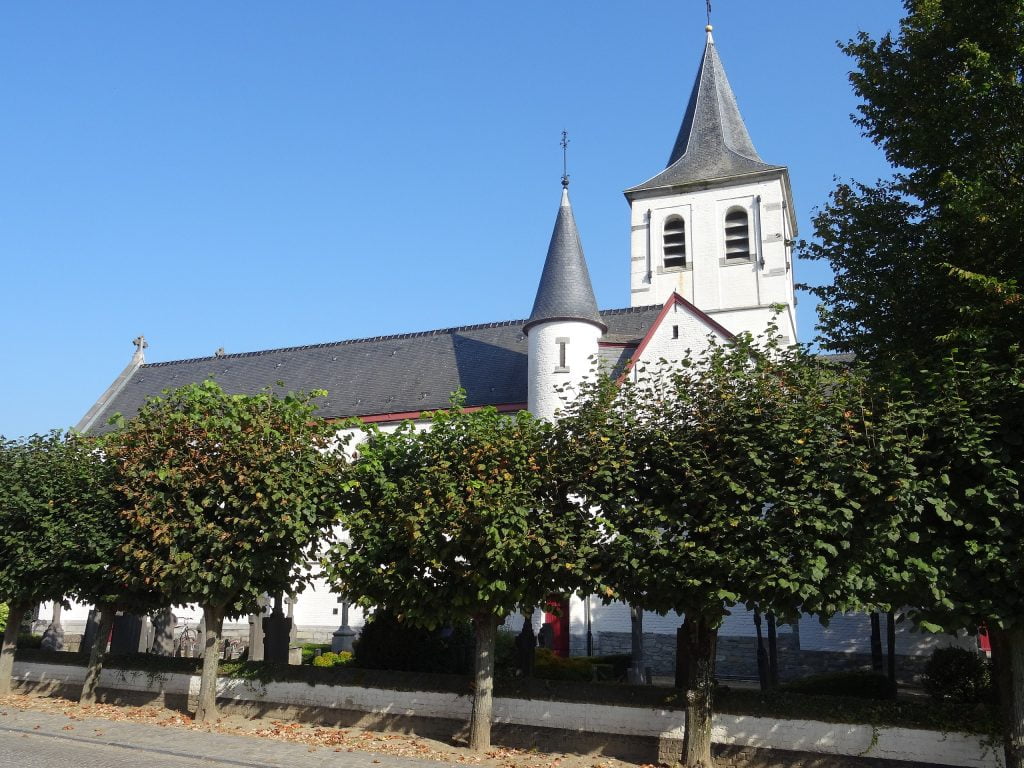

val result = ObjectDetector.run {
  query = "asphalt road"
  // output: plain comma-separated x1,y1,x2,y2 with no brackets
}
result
0,731,221,767
0,708,451,768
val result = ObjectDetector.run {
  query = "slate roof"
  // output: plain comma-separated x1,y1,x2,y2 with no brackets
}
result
626,31,784,195
524,188,606,334
82,305,663,434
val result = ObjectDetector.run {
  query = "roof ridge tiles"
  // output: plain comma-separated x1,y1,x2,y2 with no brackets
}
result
140,305,663,369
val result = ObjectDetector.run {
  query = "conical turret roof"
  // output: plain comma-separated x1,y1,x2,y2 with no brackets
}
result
524,187,606,334
627,29,783,194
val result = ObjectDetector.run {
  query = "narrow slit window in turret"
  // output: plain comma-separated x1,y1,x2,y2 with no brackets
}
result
663,215,687,268
724,207,750,260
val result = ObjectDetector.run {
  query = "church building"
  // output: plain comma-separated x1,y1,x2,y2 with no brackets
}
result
63,24,962,679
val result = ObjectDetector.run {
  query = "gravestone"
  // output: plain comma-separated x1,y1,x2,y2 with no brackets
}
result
262,595,291,664
515,612,537,678
40,603,65,652
150,608,175,656
110,614,146,655
331,599,357,653
81,610,102,652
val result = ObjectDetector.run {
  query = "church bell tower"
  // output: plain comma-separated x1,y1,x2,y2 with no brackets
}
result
625,24,799,344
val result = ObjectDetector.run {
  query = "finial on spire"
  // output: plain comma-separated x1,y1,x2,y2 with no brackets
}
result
705,0,713,34
560,130,570,188
131,335,148,362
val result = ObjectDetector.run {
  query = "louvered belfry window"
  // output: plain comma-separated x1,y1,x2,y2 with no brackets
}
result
663,215,687,268
724,207,751,260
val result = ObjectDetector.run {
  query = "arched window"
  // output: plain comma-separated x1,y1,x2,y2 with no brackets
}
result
663,215,686,268
724,207,751,260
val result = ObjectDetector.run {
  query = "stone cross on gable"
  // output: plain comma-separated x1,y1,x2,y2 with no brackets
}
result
131,335,148,363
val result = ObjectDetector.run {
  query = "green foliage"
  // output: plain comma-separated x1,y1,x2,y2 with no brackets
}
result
801,1,1024,373
558,332,916,626
532,648,593,681
922,647,995,705
352,610,473,674
103,380,349,613
16,634,42,650
312,651,353,668
779,671,896,701
300,643,332,665
0,432,120,612
327,394,598,629
0,603,7,633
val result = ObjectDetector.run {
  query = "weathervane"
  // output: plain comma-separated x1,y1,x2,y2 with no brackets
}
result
706,0,712,27
561,130,570,188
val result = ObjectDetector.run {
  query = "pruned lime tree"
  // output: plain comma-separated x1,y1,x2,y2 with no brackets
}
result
66,444,166,705
0,431,119,695
103,380,348,722
557,334,920,768
325,397,597,751
800,2,1024,763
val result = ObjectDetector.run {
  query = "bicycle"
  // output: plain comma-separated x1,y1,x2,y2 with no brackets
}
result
175,620,199,658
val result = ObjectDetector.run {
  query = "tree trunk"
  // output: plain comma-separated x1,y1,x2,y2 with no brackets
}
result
681,616,717,768
885,610,897,697
0,603,27,695
675,623,688,690
993,626,1024,768
194,604,225,723
766,612,779,689
870,613,883,672
80,604,115,705
469,612,498,752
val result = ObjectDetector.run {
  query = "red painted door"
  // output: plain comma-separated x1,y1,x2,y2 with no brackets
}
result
543,597,571,657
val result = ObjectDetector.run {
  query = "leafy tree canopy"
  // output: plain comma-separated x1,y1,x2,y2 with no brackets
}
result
327,395,597,627
104,380,347,615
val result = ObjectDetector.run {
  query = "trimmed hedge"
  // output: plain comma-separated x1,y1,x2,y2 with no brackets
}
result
779,671,896,700
12,650,1000,736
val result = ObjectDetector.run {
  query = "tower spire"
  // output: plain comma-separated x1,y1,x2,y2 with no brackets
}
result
625,26,782,193
524,181,605,335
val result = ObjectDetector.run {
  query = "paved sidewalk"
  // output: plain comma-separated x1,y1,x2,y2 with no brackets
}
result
0,707,456,768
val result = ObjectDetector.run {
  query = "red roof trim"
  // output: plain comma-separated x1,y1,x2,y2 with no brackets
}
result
345,402,528,425
598,341,639,349
617,292,735,383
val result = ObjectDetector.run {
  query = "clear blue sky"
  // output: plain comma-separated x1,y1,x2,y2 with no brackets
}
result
0,2,905,437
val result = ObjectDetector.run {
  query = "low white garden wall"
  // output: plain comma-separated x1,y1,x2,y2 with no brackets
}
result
11,661,999,768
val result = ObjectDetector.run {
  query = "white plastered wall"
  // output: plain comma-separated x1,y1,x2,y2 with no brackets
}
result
629,174,797,344
527,320,602,422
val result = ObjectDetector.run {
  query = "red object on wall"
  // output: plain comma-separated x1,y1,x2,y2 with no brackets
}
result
544,597,571,657
979,625,992,654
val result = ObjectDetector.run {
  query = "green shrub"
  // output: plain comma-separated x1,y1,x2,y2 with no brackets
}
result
301,643,331,665
494,630,517,676
780,671,895,700
312,651,354,668
922,646,994,704
0,603,7,633
533,648,593,681
17,633,43,650
353,610,473,674
590,653,632,681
